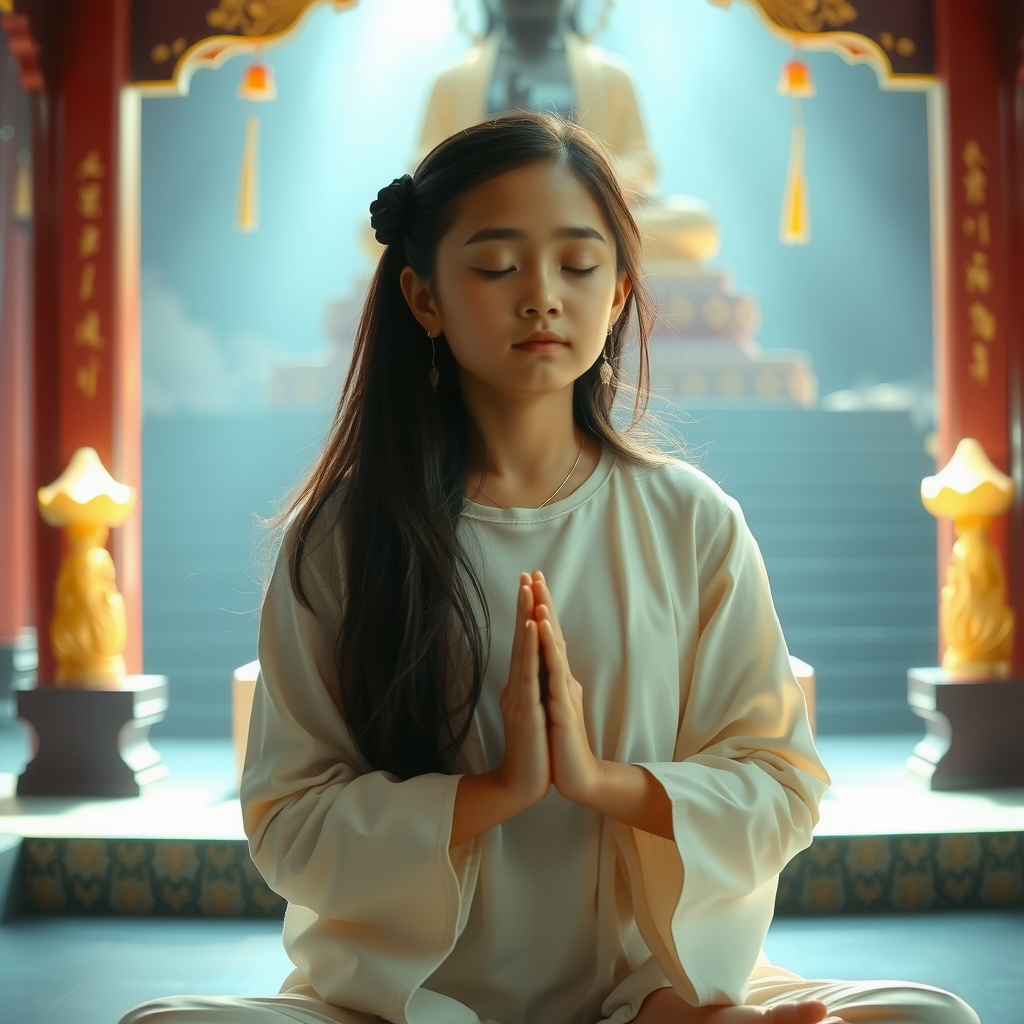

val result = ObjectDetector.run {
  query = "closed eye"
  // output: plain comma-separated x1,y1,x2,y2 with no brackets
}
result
564,266,598,276
475,267,516,279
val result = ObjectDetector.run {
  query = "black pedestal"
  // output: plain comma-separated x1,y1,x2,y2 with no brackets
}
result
907,667,1024,790
14,675,169,797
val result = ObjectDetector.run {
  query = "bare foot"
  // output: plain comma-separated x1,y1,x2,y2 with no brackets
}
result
635,987,838,1024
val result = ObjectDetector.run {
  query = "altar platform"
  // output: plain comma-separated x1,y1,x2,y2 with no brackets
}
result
0,726,1020,919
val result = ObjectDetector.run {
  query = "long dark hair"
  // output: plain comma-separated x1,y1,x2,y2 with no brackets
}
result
285,112,656,779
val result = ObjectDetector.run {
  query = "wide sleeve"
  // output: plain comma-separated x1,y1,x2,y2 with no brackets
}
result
614,499,830,1008
240,523,482,1022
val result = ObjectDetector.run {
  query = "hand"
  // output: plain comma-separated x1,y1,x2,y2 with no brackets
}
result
531,572,601,804
450,574,551,848
531,572,674,840
495,574,551,809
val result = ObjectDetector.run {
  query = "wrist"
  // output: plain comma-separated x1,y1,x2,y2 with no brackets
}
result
451,770,542,849
556,754,606,809
493,765,547,815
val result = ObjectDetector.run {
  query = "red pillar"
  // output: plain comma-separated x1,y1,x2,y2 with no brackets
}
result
932,0,1013,659
998,0,1024,673
0,27,33,655
30,0,142,683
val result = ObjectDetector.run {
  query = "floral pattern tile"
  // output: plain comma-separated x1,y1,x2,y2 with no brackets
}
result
776,832,1024,915
20,839,286,918
14,832,1024,918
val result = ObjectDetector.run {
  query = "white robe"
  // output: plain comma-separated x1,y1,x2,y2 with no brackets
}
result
241,447,831,1024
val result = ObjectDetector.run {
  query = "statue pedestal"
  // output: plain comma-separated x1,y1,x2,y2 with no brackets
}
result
14,675,169,797
907,667,1024,790
644,264,817,406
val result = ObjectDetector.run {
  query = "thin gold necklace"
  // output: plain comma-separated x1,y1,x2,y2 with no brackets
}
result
475,439,586,510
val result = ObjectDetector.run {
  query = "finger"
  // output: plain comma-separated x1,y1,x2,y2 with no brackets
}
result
536,602,569,684
538,617,570,706
508,582,533,685
522,577,535,620
531,573,565,647
521,619,543,708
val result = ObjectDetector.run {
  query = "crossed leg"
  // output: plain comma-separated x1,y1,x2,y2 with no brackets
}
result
119,976,979,1024
634,973,979,1024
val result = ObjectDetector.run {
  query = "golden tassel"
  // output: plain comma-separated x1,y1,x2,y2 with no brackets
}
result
235,114,259,233
13,150,31,223
779,120,810,245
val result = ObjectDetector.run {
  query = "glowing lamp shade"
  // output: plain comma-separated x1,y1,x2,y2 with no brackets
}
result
237,61,277,102
777,59,816,98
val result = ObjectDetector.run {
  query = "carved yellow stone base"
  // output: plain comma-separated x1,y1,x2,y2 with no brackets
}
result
922,438,1015,679
940,515,1013,678
51,522,128,688
37,448,136,689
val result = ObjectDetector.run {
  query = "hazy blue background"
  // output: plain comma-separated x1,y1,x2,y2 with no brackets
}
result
141,0,934,414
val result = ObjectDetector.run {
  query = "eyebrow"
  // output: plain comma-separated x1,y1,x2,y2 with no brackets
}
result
463,226,607,245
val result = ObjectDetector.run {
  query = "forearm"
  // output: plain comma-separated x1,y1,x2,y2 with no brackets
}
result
450,771,538,849
578,761,674,840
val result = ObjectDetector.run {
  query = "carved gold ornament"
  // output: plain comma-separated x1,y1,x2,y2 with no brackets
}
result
921,438,1015,678
38,448,137,688
207,0,319,36
708,0,858,34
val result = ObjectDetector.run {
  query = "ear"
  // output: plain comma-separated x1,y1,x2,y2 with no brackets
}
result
400,266,444,337
609,271,632,329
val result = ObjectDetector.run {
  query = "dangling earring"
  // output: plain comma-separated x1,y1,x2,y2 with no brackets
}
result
427,330,439,392
599,328,614,386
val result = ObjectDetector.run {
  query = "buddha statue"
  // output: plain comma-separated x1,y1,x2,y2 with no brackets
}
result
413,0,720,265
308,1,814,409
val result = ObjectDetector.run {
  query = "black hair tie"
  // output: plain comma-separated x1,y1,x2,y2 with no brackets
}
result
369,174,416,246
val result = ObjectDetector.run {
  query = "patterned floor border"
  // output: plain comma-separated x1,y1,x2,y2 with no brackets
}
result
4,832,1023,919
777,832,1023,914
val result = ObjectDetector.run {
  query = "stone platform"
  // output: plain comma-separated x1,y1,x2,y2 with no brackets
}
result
0,731,1020,919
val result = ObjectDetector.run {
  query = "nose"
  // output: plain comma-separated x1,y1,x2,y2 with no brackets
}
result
519,263,562,319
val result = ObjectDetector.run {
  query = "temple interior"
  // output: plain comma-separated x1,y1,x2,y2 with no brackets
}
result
0,1,1022,1022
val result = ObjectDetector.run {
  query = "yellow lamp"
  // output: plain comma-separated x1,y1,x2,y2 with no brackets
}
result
921,438,1015,677
37,447,137,688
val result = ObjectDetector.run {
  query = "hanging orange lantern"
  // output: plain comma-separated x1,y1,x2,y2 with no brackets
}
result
235,60,277,233
777,57,814,246
777,58,815,99
237,61,277,102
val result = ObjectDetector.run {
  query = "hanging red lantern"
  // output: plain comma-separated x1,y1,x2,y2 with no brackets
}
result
777,57,814,246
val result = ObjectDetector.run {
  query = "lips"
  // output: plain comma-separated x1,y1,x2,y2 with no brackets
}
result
514,331,568,353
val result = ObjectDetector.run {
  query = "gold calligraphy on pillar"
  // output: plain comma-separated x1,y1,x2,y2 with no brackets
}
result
961,140,996,386
73,150,106,399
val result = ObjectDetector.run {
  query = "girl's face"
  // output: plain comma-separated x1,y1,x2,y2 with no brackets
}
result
402,159,630,402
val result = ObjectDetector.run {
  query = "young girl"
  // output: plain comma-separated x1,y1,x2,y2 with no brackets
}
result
122,114,977,1024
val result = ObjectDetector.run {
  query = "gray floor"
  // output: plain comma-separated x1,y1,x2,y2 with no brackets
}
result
0,913,1018,1024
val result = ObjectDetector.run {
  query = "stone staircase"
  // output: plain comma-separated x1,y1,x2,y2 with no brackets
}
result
141,406,936,738
680,405,937,734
